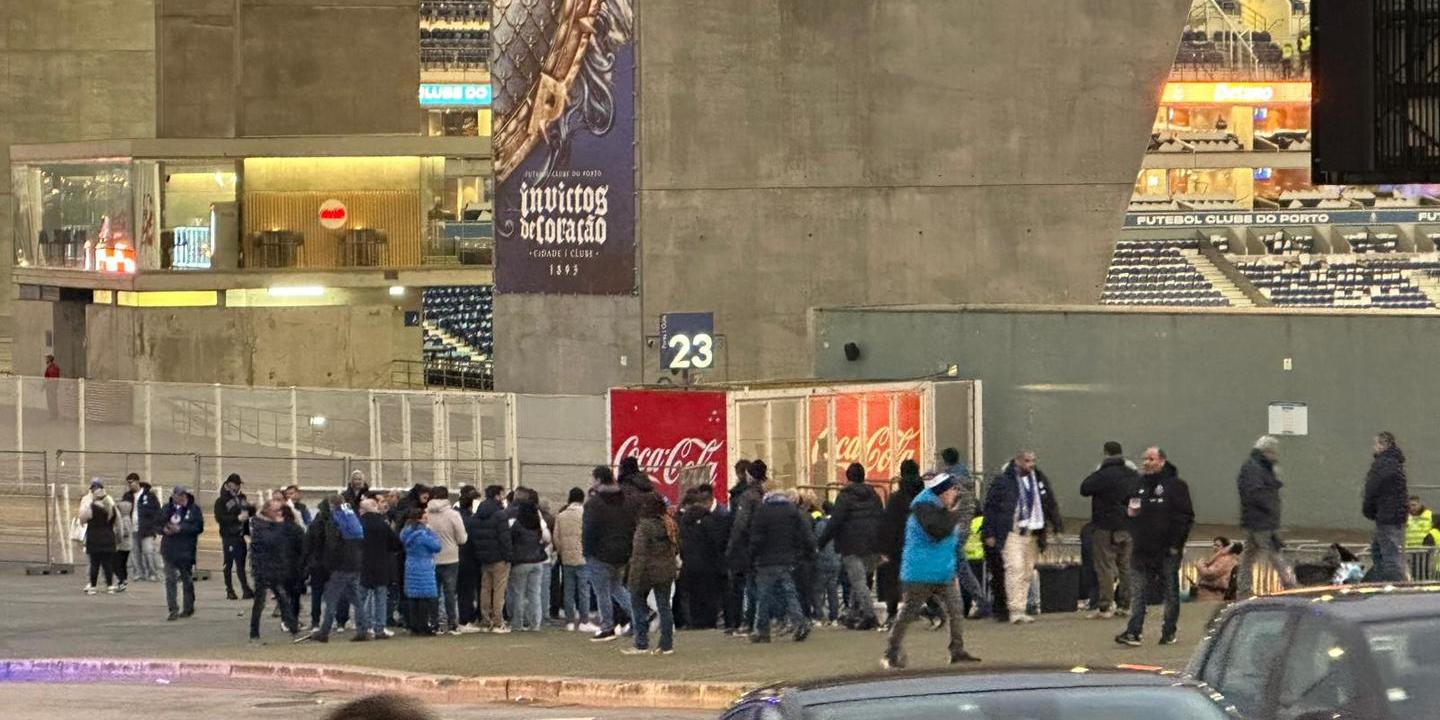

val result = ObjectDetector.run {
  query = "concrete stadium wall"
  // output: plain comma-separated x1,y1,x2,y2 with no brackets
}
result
0,1,158,325
812,305,1440,531
85,303,419,388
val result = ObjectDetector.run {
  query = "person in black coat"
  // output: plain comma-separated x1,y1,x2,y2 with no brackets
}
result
249,499,301,641
468,486,513,631
1079,441,1140,617
747,489,816,643
159,486,204,621
583,467,636,640
214,473,255,601
677,484,730,629
358,498,401,640
725,459,768,633
79,479,118,593
1235,436,1297,597
817,463,884,628
877,460,924,625
722,459,751,633
454,485,482,629
1117,447,1194,647
981,450,1063,625
1364,431,1410,582
121,473,163,582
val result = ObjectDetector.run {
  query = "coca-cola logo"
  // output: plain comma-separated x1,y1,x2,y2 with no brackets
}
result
613,435,724,486
814,426,919,477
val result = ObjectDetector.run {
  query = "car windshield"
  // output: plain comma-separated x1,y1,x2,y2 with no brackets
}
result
804,686,1231,720
1364,618,1440,719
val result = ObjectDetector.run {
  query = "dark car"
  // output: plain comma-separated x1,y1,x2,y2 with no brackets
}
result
1185,582,1440,720
719,668,1239,720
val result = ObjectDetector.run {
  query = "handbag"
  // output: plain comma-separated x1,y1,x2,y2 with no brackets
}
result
69,517,86,543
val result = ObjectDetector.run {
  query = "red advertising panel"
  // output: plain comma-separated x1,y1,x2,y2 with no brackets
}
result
809,391,922,483
609,389,728,505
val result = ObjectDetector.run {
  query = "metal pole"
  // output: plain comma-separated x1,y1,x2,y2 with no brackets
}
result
506,393,519,490
78,379,86,484
213,384,223,487
44,452,53,567
402,393,413,486
144,382,153,482
368,390,379,486
290,387,299,487
432,394,445,487
61,483,73,566
472,395,482,485
16,377,24,485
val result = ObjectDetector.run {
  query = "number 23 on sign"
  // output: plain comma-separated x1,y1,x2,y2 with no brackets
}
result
668,333,714,370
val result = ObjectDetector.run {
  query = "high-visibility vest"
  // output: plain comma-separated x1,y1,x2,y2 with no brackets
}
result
1405,508,1434,548
1299,35,1311,53
963,515,985,561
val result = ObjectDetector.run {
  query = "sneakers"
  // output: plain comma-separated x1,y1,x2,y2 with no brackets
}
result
926,615,947,632
380,629,396,638
457,623,483,635
1158,634,1178,646
165,612,179,622
351,633,370,642
590,629,618,642
83,585,97,596
881,652,906,670
106,585,118,594
226,589,239,601
179,609,194,619
793,624,811,643
620,646,651,655
1115,632,1143,647
950,650,982,664
491,624,512,635
577,622,600,634
655,648,675,656
565,623,577,632
1010,614,1036,625
617,623,632,637
115,582,128,593
446,629,463,637
1086,609,1115,620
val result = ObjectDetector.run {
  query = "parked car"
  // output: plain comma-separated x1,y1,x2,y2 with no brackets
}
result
719,668,1239,720
1185,582,1440,720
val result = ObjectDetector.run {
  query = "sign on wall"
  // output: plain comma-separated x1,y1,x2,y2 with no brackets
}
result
609,389,728,505
660,313,715,371
1124,208,1440,229
1268,401,1309,436
807,390,923,485
318,199,349,230
492,0,636,294
419,83,493,107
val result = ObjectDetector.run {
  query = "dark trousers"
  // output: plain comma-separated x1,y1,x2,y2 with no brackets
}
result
286,575,305,624
457,557,480,626
886,581,968,662
310,570,351,627
88,551,115,587
165,561,195,614
723,571,745,630
408,597,438,634
435,562,460,631
251,578,298,638
877,558,901,619
1125,552,1181,639
793,562,816,619
113,550,130,585
984,545,1008,619
221,535,252,594
680,569,723,629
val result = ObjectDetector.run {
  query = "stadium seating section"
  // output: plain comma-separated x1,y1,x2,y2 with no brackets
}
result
1102,239,1229,307
422,286,495,368
1236,257,1436,309
421,2,489,70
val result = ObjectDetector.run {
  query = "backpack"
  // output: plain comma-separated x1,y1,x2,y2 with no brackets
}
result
334,504,364,541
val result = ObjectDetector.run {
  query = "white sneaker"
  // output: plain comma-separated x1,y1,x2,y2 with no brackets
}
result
106,585,117,594
577,622,600,633
457,624,483,635
1011,614,1037,625
565,623,577,632
1085,609,1115,620
83,585,97,595
492,624,512,635
617,623,632,637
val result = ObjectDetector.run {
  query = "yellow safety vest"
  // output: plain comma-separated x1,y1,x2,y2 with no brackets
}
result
1405,508,1434,548
964,515,985,561
1299,35,1311,53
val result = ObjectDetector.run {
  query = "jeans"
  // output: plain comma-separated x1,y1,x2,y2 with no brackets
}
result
435,563,460,631
1238,529,1298,597
753,565,809,638
886,581,968,661
541,561,554,622
630,580,675,651
1091,529,1133,611
1125,552,1182,639
251,578,297,638
319,570,361,637
840,554,878,621
1371,524,1409,582
359,585,389,636
955,555,988,611
480,561,510,629
164,561,195,614
88,551,115,587
510,562,546,630
587,558,633,633
812,567,841,622
132,535,156,580
221,535,251,594
561,564,592,625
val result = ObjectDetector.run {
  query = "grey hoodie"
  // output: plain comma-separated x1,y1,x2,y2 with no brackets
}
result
426,498,468,566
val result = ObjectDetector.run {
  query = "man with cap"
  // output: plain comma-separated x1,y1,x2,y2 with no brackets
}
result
214,473,255,600
882,473,981,669
160,486,205,621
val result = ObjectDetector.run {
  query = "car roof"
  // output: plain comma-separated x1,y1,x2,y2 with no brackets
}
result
1248,582,1440,623
745,668,1189,707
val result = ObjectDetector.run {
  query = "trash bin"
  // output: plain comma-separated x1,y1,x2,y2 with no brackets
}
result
1038,563,1081,614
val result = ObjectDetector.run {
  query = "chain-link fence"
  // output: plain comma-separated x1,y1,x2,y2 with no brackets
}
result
0,451,51,565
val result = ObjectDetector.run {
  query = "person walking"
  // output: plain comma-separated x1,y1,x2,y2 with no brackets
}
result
112,498,134,592
624,493,679,655
424,487,467,635
981,450,1063,625
747,489,815,644
78,479,119,594
878,460,926,627
1079,441,1139,618
468,485,513,633
554,487,594,632
160,486,204,621
724,460,768,636
1236,435,1298,597
817,462,884,630
214,473,255,601
508,494,551,632
1116,447,1194,647
584,466,636,642
881,473,981,669
248,499,301,642
400,509,443,635
121,473,162,582
359,497,401,641
301,495,366,643
1364,431,1410,582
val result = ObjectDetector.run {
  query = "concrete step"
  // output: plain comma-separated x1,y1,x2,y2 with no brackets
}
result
1185,252,1253,307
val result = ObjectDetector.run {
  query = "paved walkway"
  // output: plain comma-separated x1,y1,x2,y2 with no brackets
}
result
0,568,1210,684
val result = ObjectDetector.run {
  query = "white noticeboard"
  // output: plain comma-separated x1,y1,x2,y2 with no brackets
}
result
1268,402,1308,436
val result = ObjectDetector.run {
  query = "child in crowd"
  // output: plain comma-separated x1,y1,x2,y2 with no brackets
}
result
400,508,442,636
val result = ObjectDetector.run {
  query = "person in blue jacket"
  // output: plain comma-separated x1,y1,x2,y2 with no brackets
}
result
159,485,204,622
881,473,981,670
400,508,443,636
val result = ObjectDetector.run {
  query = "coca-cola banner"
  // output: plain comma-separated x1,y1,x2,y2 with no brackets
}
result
807,390,922,485
609,389,728,505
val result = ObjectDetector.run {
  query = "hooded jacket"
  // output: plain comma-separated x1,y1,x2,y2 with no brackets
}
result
817,475,885,557
583,484,635,565
425,498,468,566
360,511,402,587
310,501,363,574
619,463,663,520
880,471,926,559
1129,461,1195,558
466,497,513,565
1363,445,1409,526
553,502,587,567
121,484,163,538
748,492,817,568
724,481,765,571
508,502,549,565
1080,456,1141,532
249,514,300,584
678,498,730,578
981,462,1063,549
159,494,204,567
400,523,442,599
629,498,679,591
1237,449,1283,532
214,486,252,538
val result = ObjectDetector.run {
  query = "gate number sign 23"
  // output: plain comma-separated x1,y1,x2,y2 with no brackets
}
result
660,312,715,370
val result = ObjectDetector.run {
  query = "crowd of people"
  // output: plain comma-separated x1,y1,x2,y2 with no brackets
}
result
69,430,1432,667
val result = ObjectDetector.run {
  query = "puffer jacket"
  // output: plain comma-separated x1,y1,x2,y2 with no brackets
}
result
466,498,512,565
748,492,817,568
678,501,729,578
583,484,635,565
122,486,163,538
79,494,118,554
724,482,765,571
900,488,962,584
509,506,549,565
214,487,252,539
159,496,204,567
816,481,884,557
400,524,442,598
1363,445,1409,526
552,503,586,567
1237,449,1283,532
812,515,842,574
249,515,298,584
628,515,679,591
360,511,402,588
426,499,468,566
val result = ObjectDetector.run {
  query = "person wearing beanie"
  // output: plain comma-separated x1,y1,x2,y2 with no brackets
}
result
882,473,979,669
747,488,816,644
79,479,119,594
877,459,925,627
214,473,255,601
816,463,884,630
982,450,1063,625
724,458,769,636
160,486,204,621
553,487,593,631
1079,441,1140,618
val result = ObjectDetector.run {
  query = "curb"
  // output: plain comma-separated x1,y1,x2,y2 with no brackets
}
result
0,658,754,710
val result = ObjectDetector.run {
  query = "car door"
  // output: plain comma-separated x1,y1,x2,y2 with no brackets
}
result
1272,613,1366,720
1197,607,1296,719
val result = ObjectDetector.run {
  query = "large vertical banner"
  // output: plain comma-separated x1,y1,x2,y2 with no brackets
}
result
492,0,636,294
609,389,729,505
806,390,923,483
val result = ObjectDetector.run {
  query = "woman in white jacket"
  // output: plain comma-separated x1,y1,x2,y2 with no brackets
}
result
78,479,119,594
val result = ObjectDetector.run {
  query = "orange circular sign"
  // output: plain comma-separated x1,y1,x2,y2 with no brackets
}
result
318,199,348,230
